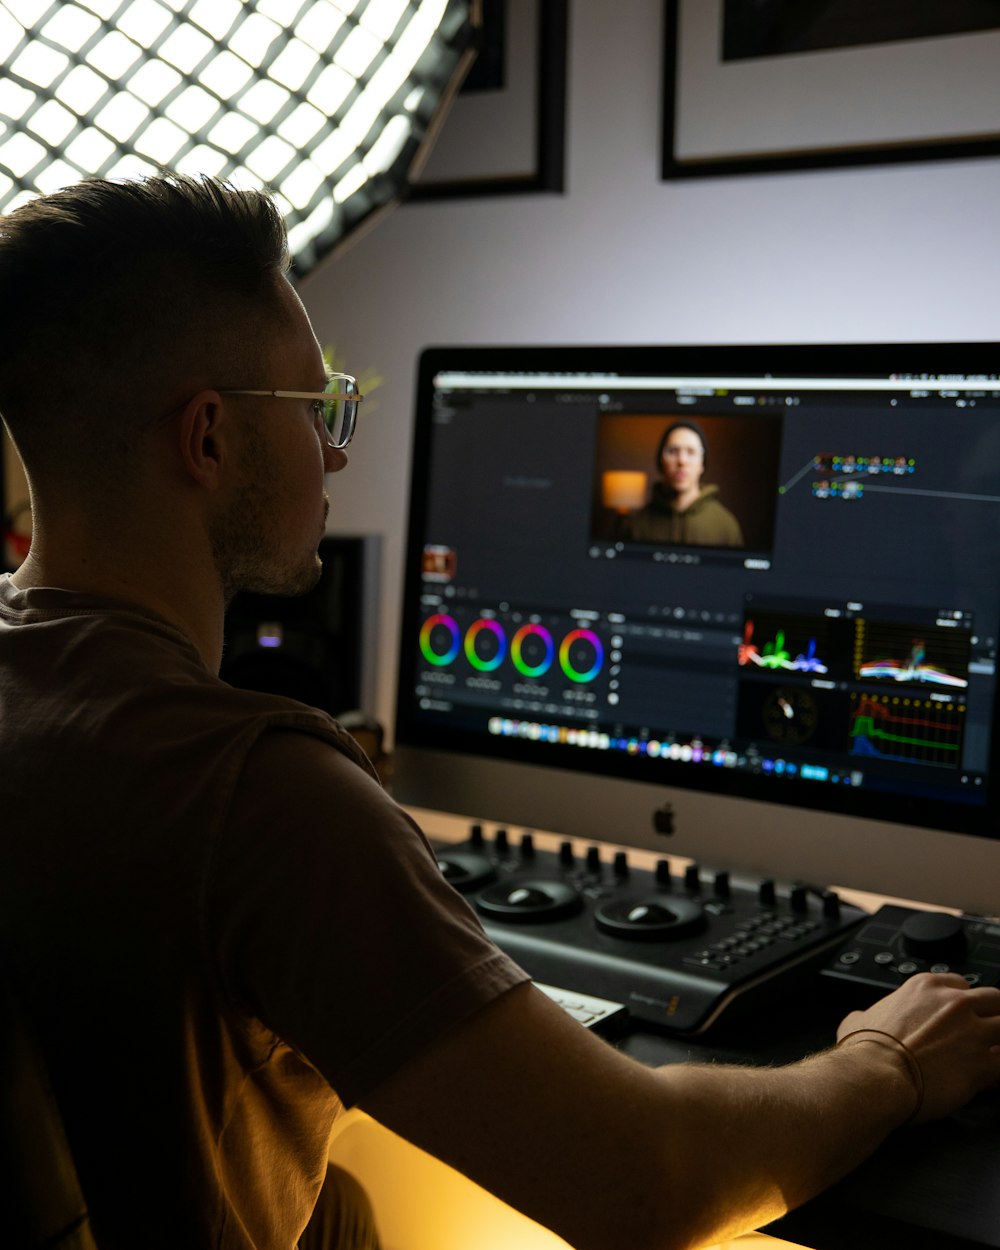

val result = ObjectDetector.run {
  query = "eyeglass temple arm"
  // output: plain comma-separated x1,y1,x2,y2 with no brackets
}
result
220,389,365,402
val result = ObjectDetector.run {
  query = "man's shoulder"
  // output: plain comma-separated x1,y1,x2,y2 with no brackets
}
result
0,576,376,783
230,705,380,790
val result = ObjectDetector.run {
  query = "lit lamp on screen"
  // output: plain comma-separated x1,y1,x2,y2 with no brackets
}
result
602,470,648,514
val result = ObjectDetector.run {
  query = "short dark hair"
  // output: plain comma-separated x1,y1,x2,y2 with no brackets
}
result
0,174,291,477
656,420,707,470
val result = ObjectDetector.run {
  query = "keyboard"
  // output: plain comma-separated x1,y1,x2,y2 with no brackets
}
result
534,982,629,1036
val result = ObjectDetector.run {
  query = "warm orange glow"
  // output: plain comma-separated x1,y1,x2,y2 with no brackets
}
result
328,1111,808,1250
602,470,648,513
707,1237,805,1249
328,1110,571,1248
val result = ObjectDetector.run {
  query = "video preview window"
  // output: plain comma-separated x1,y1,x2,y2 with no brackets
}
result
590,411,783,553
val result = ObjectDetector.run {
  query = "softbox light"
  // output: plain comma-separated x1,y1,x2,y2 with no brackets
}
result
0,0,478,274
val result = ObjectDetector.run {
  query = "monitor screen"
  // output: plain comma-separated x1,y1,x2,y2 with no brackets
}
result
392,344,1000,914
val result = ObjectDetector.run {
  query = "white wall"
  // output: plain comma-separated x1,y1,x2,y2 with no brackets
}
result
299,0,1000,737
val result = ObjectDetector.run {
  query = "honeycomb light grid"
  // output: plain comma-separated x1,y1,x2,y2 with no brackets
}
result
0,0,467,272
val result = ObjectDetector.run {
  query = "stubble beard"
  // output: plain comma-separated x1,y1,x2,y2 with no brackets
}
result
210,421,327,605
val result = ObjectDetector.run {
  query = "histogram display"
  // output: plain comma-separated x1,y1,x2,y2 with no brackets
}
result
854,619,970,690
849,693,965,768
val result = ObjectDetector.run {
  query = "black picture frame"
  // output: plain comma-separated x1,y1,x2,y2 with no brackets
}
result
408,0,567,199
662,0,1000,179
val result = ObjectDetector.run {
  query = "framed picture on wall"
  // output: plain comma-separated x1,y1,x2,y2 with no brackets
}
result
662,0,1000,178
408,0,567,199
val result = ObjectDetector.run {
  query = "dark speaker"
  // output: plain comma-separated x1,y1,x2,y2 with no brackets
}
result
219,535,379,718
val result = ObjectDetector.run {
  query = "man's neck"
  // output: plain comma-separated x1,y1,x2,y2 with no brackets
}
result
11,542,226,672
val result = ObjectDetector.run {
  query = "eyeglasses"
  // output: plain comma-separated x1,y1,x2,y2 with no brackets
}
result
219,372,363,448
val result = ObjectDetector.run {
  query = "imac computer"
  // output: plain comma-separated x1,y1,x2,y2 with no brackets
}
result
392,344,1000,917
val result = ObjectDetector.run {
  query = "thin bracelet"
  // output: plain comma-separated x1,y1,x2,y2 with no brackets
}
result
836,1028,925,1124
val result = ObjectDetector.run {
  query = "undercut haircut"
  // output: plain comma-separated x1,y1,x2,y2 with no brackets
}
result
0,174,292,478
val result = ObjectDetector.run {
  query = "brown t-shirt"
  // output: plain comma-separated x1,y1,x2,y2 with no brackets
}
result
0,578,528,1248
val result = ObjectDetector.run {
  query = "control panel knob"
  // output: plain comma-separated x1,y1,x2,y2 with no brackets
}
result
901,911,967,961
559,840,574,866
684,864,701,892
758,879,776,907
520,832,535,859
613,851,629,879
713,870,731,899
494,828,510,856
469,823,484,847
790,884,808,913
822,891,841,920
595,894,705,941
437,850,495,893
655,859,672,889
585,846,602,875
476,878,583,924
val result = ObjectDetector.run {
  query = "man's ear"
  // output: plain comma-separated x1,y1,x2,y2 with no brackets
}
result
177,389,228,490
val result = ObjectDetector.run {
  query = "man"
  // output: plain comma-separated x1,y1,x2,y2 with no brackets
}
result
1,175,998,1250
624,420,744,547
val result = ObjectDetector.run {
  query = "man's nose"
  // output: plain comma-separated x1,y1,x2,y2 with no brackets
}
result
325,446,349,474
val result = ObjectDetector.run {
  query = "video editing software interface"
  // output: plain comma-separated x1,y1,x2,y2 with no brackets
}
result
397,346,1000,838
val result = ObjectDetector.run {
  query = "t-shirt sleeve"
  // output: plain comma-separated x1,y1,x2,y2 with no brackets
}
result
205,726,530,1107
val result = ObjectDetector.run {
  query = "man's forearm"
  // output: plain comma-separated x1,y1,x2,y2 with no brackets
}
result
363,974,1000,1250
649,1040,916,1249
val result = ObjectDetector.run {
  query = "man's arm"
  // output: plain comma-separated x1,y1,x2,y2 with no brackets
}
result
362,971,1000,1250
219,729,1000,1250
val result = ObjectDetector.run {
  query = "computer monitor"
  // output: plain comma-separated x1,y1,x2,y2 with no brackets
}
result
392,344,1000,915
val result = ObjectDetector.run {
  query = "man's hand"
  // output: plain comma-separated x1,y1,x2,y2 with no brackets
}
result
364,974,1000,1250
836,971,1000,1123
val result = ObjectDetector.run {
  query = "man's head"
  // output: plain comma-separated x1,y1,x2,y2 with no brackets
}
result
0,174,293,493
657,420,706,502
0,174,347,607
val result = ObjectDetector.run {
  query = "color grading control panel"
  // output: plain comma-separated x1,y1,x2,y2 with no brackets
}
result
822,904,1000,997
416,601,616,734
420,613,605,684
436,826,868,1035
415,588,988,804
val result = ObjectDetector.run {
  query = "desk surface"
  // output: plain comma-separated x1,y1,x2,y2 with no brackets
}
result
620,995,1000,1250
414,808,1000,1250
